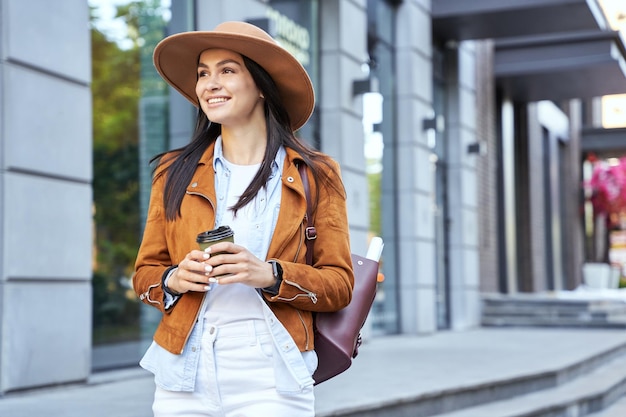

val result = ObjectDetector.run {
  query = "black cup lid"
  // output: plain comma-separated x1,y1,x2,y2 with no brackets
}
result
196,225,234,243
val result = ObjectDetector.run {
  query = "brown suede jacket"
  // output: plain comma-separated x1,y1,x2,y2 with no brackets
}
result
132,143,354,355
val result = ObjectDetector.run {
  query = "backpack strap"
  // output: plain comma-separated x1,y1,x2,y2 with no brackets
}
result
297,163,317,266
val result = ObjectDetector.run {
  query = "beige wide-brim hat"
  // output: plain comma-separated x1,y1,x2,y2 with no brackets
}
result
153,21,315,132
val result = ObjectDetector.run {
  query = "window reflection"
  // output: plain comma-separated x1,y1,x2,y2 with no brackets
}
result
90,0,170,369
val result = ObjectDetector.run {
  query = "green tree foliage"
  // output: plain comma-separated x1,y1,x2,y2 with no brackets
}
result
91,3,141,340
90,1,169,344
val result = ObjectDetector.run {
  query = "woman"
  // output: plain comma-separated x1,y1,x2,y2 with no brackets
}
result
132,21,354,416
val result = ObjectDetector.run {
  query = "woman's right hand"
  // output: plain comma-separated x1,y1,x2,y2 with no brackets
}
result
167,250,213,294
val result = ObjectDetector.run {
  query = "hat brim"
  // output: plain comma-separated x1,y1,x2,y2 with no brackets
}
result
153,29,315,132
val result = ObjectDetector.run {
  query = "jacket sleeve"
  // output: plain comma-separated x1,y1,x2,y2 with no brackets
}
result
268,158,354,313
131,169,172,314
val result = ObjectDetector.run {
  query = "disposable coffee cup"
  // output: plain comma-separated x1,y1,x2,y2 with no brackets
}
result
196,225,234,252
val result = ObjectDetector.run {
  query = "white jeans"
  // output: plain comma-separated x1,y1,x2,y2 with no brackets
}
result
152,319,315,417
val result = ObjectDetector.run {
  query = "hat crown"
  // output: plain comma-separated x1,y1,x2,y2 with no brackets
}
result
213,21,276,45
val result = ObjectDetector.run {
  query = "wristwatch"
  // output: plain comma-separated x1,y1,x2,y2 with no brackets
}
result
262,260,283,295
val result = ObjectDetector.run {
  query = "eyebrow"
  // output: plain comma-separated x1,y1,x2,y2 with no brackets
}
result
197,59,242,69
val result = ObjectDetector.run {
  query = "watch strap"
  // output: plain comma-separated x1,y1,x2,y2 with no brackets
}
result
263,260,283,295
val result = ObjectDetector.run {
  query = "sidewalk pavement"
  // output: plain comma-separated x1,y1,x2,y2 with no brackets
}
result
2,327,626,417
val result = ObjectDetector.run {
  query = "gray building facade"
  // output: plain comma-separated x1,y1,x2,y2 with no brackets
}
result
0,0,93,392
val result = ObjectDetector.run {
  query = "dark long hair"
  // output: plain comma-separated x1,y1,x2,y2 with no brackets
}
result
152,55,340,221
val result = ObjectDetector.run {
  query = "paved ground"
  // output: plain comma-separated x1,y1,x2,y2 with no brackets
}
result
2,327,626,417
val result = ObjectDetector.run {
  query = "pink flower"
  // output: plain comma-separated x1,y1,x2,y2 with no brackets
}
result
586,157,626,223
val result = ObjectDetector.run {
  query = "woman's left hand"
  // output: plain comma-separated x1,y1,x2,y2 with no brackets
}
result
203,242,276,289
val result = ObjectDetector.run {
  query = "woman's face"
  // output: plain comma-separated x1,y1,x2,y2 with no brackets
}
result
195,48,264,129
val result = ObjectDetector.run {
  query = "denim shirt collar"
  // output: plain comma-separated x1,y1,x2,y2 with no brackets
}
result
212,135,285,178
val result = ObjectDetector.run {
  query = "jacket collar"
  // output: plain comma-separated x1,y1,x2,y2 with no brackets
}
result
185,142,217,205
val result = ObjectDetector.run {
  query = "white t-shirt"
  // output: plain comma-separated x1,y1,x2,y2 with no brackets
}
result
204,159,266,324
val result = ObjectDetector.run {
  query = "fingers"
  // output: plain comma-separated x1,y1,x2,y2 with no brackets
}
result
203,244,248,284
202,242,244,270
174,244,267,289
172,270,212,293
180,250,211,273
170,251,215,293
206,250,272,288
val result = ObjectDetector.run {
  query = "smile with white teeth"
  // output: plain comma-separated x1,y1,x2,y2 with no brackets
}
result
208,97,229,104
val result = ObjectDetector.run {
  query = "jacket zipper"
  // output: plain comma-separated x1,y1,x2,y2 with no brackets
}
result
293,220,304,262
276,223,316,351
296,310,310,350
288,218,314,350
140,282,162,306
276,280,318,304
278,222,318,303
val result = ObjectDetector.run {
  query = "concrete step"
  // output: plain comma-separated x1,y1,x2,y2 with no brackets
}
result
431,353,626,417
482,300,626,315
587,394,626,417
316,331,626,417
482,316,626,329
482,294,626,328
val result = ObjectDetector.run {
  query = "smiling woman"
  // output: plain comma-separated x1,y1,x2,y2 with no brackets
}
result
133,21,354,416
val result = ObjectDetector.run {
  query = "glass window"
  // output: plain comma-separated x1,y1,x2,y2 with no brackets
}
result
90,0,171,371
367,0,398,335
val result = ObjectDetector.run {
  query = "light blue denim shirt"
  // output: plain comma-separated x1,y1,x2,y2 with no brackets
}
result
140,137,317,393
212,137,281,261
